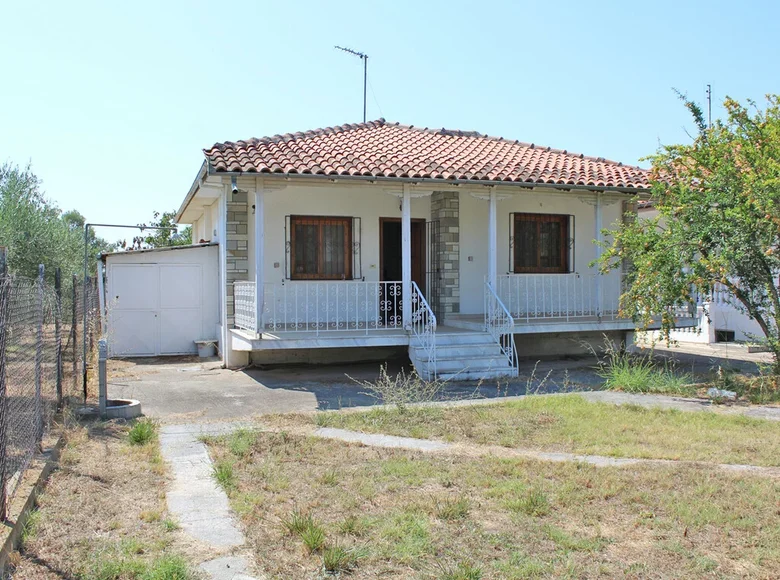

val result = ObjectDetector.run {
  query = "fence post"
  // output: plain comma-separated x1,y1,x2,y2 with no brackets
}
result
55,268,62,410
98,339,107,418
0,248,9,520
35,264,44,450
71,274,77,395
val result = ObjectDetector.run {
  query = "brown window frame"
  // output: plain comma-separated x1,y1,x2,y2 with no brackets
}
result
512,213,570,274
290,215,353,280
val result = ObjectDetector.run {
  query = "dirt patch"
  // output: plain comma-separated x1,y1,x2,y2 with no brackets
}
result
10,419,199,578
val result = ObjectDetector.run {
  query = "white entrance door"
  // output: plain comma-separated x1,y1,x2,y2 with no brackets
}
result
108,263,203,356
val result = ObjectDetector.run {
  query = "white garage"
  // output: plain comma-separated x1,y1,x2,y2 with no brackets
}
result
103,244,220,357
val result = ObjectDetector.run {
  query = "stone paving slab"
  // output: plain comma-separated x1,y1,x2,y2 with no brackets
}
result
199,556,258,580
312,426,780,477
159,422,261,579
314,427,451,451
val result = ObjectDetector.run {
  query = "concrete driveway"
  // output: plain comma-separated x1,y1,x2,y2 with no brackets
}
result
107,355,604,423
108,342,768,423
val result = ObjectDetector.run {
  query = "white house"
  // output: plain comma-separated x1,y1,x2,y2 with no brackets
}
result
168,119,688,379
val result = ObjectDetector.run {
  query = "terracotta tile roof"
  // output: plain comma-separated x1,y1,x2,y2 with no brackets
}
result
204,119,650,190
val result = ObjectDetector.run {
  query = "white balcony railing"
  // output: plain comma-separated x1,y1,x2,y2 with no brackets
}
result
496,273,623,322
234,280,415,335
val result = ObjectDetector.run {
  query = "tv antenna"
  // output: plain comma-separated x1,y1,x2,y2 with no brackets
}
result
706,84,712,128
335,45,368,122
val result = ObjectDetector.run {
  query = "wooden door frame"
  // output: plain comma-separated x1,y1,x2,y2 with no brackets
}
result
378,217,426,282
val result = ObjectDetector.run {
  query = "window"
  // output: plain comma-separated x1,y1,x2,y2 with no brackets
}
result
512,213,570,273
290,216,352,279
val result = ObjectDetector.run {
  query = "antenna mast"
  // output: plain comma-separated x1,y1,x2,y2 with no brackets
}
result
706,84,712,129
335,45,368,123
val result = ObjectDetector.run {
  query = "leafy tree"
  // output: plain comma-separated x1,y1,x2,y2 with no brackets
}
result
598,94,780,372
127,210,191,250
0,162,112,280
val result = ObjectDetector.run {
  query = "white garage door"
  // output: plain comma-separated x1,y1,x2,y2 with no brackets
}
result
108,263,203,356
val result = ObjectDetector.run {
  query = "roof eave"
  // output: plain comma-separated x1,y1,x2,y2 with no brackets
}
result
175,160,209,223
205,165,649,195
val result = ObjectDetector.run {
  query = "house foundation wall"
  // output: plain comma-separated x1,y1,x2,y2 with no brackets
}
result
512,330,627,359
250,345,408,367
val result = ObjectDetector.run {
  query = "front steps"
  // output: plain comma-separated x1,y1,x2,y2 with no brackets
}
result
409,330,518,381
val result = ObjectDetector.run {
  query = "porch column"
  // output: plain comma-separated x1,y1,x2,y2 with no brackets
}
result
402,184,412,329
487,187,498,289
594,192,603,315
254,186,265,333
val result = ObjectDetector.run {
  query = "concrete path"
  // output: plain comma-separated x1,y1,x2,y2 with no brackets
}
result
315,427,451,451
159,422,261,580
578,390,780,421
312,426,780,478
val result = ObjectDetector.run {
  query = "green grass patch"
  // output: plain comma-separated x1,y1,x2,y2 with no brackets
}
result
438,560,483,579
128,419,157,446
212,459,236,491
303,394,780,466
204,427,780,578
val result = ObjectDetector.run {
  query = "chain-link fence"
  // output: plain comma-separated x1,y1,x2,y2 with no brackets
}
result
0,265,100,519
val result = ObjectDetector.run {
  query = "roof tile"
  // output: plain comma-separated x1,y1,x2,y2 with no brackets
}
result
203,119,649,189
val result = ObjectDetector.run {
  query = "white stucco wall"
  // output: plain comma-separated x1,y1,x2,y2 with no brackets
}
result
249,184,431,284
182,178,630,324
459,190,625,314
104,244,220,355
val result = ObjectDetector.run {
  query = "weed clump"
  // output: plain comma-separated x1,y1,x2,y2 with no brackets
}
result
128,419,157,446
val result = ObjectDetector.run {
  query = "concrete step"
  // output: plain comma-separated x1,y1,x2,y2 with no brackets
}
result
432,333,496,346
434,356,513,373
411,354,515,375
411,343,503,358
437,368,518,381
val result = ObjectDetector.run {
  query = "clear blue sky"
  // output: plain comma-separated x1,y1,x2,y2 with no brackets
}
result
2,0,778,242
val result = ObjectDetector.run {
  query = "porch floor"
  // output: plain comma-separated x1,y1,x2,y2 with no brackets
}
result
446,314,699,334
230,325,476,351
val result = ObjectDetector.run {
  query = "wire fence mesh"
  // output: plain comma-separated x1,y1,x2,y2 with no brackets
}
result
0,267,100,519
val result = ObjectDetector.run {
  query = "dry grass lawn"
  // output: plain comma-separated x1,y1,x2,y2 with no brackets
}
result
206,428,780,579
11,419,196,579
305,394,780,467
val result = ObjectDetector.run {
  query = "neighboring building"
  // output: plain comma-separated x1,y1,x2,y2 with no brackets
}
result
111,119,692,378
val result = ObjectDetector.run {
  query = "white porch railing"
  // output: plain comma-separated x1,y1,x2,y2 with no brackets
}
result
410,281,437,377
262,281,409,334
233,280,415,335
234,281,257,333
496,273,623,322
484,282,519,375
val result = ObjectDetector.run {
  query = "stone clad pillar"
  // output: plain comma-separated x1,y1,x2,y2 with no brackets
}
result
431,191,460,319
225,190,249,326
